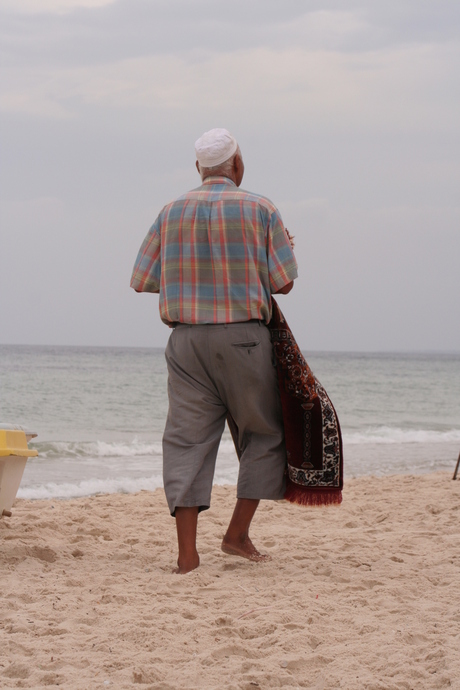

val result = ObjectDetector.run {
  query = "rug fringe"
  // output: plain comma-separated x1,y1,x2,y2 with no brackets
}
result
284,481,342,507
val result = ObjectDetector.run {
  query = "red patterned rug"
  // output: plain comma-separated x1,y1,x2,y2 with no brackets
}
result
268,299,343,506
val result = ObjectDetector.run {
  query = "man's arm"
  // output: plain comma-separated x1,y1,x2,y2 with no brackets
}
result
267,210,298,294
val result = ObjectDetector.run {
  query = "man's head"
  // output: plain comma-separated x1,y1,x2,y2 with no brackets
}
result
195,128,244,187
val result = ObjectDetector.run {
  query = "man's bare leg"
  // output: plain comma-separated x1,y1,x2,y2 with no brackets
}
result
221,498,270,562
174,506,200,574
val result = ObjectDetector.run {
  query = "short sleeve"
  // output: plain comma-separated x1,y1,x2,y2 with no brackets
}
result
130,217,162,293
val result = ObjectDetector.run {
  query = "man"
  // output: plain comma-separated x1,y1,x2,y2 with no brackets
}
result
131,128,297,573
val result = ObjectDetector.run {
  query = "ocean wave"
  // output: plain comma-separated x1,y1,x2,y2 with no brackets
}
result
16,475,164,500
30,439,163,459
343,427,460,444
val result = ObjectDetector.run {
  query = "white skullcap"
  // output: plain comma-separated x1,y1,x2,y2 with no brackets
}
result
195,128,238,168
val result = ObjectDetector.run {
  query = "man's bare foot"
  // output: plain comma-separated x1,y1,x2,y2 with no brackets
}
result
221,535,271,562
173,554,200,574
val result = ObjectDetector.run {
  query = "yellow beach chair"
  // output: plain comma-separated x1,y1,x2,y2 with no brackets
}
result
0,426,38,518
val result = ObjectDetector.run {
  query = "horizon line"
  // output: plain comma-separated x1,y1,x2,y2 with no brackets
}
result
1,342,459,356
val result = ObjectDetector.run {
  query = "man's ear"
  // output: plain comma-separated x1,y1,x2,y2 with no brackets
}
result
195,160,201,175
233,152,244,186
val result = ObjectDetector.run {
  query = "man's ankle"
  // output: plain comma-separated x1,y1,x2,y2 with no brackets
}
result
176,552,200,574
223,530,248,545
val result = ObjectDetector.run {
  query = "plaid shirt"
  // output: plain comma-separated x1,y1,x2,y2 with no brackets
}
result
130,176,298,325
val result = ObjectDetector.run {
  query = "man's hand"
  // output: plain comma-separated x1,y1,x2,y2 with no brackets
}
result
285,228,295,249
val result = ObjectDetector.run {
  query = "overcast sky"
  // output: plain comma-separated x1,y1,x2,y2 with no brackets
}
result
1,0,459,351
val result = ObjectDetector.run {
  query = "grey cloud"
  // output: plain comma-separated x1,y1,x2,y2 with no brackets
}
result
2,0,459,71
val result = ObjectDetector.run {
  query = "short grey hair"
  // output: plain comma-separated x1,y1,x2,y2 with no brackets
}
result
198,149,239,180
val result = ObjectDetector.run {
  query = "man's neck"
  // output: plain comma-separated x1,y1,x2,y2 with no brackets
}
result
201,175,236,186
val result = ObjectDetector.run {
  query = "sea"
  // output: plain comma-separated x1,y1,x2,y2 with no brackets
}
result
1,344,459,501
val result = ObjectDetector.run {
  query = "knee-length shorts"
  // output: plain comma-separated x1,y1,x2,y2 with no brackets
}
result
162,321,286,516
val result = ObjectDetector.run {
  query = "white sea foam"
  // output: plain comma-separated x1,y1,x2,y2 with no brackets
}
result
17,466,239,500
32,439,163,459
343,427,460,445
17,474,164,500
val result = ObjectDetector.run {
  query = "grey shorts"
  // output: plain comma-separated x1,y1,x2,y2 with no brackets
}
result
162,321,286,516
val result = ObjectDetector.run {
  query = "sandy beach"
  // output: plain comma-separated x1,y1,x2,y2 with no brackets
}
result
1,472,459,689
